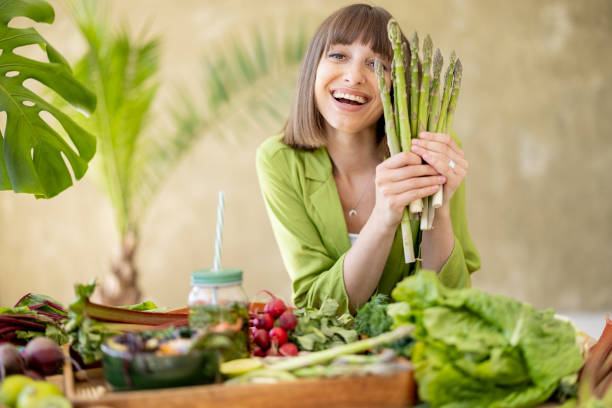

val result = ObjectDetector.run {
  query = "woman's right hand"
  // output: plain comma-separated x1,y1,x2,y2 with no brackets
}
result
372,152,446,230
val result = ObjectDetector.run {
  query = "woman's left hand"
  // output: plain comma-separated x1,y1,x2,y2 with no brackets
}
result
410,132,468,206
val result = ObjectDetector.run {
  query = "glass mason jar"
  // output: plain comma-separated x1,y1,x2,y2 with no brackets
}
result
188,268,249,360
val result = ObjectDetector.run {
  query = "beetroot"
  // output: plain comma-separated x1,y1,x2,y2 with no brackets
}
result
279,342,298,357
23,369,44,380
23,337,64,375
253,329,270,349
254,313,275,330
0,343,24,379
278,310,297,331
264,299,286,319
269,327,288,346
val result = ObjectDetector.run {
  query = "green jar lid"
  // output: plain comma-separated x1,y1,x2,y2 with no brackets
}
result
191,268,243,286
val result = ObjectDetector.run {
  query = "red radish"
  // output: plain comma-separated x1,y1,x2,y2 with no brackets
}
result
269,327,288,346
278,310,297,331
264,298,286,318
23,337,64,375
257,290,287,318
254,313,275,330
253,329,270,349
279,342,298,357
252,347,265,357
266,346,279,357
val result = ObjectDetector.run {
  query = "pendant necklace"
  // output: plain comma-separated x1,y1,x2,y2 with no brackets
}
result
348,179,373,217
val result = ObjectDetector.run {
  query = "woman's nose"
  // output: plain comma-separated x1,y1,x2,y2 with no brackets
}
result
343,62,366,85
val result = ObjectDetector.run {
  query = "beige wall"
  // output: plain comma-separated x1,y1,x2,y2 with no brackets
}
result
1,0,611,311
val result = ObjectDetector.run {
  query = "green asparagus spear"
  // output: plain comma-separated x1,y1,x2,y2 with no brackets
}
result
392,56,400,139
432,52,457,210
435,51,456,133
375,58,415,263
387,20,411,153
444,59,463,133
409,32,420,138
375,59,401,156
427,49,443,132
417,35,433,136
424,49,444,228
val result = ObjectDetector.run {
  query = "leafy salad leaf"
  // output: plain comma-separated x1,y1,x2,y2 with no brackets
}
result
389,270,584,408
290,299,358,351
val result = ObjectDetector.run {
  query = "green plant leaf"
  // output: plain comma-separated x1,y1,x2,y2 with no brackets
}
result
59,0,160,237
127,19,313,227
0,0,96,198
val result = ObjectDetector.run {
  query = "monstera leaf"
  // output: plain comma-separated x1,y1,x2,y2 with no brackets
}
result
0,0,96,198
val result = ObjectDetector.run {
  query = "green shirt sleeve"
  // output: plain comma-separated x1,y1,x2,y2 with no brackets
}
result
437,132,481,289
256,138,350,313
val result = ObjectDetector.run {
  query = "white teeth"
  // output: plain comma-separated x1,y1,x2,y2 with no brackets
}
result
332,91,367,104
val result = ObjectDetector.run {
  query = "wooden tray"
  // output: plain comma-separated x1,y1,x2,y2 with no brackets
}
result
62,369,416,408
53,346,416,408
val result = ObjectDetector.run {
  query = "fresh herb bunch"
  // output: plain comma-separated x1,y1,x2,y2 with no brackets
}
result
290,299,358,351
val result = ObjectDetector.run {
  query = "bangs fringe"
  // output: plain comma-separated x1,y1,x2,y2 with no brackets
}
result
324,5,394,63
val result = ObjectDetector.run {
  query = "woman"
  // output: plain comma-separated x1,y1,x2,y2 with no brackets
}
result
256,4,480,314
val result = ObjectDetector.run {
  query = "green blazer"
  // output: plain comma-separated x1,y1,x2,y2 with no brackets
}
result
256,134,481,314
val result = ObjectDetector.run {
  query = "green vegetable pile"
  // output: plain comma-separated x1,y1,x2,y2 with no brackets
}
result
354,294,413,357
290,299,358,351
388,271,584,408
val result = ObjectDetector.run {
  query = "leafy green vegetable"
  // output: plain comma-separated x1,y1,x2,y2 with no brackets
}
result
117,301,158,311
14,293,67,316
64,281,118,364
355,294,393,338
291,299,358,351
0,0,96,198
389,270,584,408
355,294,414,357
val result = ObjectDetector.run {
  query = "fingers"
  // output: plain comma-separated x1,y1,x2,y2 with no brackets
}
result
379,175,446,195
411,139,467,168
416,132,463,157
386,185,440,211
410,132,468,176
380,151,422,169
377,164,439,184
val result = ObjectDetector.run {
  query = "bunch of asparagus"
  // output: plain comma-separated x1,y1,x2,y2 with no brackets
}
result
375,19,463,264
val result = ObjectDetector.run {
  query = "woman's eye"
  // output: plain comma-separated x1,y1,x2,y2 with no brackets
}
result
367,59,387,71
328,52,345,60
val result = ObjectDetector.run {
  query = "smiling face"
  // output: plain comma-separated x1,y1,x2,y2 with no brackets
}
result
314,42,390,137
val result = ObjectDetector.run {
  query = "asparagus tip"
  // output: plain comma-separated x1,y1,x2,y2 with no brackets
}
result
433,49,443,73
424,35,433,52
387,19,400,43
410,31,419,49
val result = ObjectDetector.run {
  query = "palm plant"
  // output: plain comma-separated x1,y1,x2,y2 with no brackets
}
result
66,0,311,304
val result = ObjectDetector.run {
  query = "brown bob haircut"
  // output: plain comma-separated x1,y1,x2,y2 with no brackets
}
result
282,4,408,150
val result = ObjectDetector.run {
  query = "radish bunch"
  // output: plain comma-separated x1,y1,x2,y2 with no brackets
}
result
249,292,298,357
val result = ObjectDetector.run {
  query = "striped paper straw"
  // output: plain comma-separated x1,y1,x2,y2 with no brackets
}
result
213,190,225,271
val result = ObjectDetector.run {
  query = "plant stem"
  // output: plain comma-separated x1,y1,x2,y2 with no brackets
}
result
375,59,415,263
432,51,456,209
267,325,414,372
